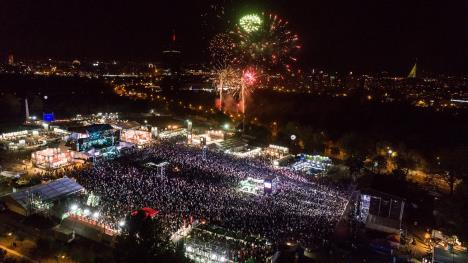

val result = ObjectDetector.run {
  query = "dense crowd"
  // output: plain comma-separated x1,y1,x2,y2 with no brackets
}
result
64,140,350,250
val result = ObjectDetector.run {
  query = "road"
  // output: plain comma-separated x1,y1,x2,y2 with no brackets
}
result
0,243,39,263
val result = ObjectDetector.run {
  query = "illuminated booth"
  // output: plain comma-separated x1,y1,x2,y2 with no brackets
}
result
190,130,225,146
290,154,333,176
158,128,187,139
239,176,279,195
0,129,45,151
263,175,279,195
32,148,76,169
120,129,152,146
261,144,294,166
264,144,289,158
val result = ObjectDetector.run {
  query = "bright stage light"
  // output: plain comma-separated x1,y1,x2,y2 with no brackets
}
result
92,211,100,219
70,204,78,211
83,209,90,216
119,220,126,227
186,246,193,252
210,253,218,260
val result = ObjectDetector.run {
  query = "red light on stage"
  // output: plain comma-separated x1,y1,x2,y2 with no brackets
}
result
131,207,159,218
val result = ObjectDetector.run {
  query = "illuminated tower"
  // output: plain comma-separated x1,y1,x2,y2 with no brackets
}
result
408,63,417,78
161,30,182,75
7,53,14,65
25,98,30,121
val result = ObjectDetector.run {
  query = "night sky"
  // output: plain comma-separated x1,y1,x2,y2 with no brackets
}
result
0,0,466,74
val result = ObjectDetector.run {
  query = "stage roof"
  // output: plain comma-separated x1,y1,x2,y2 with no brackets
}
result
115,121,141,129
6,177,83,209
68,124,113,134
361,188,405,202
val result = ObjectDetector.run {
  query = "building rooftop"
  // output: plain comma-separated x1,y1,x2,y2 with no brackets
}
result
5,177,83,210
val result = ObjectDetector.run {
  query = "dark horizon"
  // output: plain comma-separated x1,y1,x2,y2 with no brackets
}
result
0,0,466,74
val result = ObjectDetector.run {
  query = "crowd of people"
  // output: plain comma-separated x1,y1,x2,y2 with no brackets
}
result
63,140,350,252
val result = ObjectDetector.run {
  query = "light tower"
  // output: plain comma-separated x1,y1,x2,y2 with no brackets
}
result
25,98,30,121
408,63,417,78
7,53,14,65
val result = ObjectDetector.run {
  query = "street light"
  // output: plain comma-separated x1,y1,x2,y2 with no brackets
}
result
424,232,431,240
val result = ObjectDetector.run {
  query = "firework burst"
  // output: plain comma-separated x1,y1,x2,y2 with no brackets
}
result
208,33,236,69
233,13,301,80
239,14,262,33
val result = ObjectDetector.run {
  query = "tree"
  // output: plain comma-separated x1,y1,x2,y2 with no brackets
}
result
114,210,175,263
300,127,326,154
327,165,352,183
345,155,365,176
395,152,417,176
438,147,468,195
0,93,21,117
338,133,370,159
372,155,387,174
35,238,52,255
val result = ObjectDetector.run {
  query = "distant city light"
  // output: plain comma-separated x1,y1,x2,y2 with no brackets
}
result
451,99,468,103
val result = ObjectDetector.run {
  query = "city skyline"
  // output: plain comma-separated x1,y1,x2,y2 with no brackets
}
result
0,0,466,74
